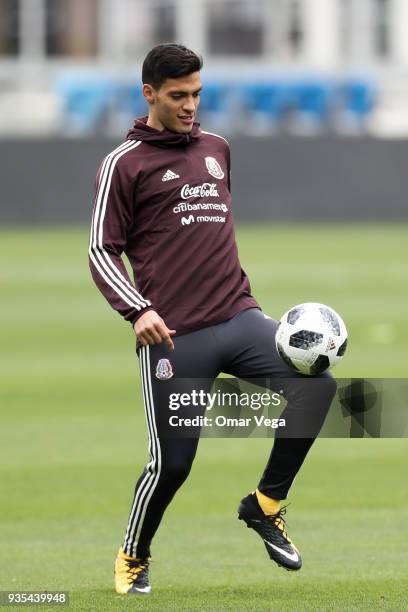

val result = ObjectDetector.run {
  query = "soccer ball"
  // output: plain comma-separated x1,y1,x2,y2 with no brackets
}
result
275,302,348,375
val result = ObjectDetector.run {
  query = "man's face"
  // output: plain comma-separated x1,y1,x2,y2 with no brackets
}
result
143,72,202,133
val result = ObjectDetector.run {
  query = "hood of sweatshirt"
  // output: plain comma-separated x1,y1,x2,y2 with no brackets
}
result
126,116,202,147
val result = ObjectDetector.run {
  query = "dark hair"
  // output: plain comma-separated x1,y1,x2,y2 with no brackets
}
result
142,43,203,90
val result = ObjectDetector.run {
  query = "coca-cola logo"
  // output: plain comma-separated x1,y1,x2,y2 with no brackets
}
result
180,183,219,200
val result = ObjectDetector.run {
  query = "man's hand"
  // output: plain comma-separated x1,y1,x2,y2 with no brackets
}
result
134,310,176,350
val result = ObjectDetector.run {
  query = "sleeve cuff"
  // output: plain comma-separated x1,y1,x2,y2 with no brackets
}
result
128,306,154,327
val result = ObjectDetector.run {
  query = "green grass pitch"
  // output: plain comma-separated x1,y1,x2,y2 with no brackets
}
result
0,224,407,611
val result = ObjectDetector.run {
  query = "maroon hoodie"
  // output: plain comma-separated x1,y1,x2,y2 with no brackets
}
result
89,117,259,336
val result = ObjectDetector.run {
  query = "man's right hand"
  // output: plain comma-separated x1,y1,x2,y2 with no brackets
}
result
134,310,176,351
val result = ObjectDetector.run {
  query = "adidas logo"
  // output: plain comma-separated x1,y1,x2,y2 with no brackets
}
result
162,169,180,182
327,338,337,351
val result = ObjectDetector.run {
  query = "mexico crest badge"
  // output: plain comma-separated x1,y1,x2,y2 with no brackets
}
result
155,358,174,380
205,156,224,179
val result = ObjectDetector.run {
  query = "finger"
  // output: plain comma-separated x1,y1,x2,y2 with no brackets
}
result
153,319,176,349
138,335,148,346
159,328,174,351
157,316,176,336
139,329,156,345
148,326,163,344
153,322,172,340
165,335,175,351
159,321,176,336
164,327,176,349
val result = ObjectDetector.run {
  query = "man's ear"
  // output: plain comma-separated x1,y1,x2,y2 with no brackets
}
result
143,83,156,104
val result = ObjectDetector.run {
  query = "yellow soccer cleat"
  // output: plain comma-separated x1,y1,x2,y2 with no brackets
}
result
114,547,151,595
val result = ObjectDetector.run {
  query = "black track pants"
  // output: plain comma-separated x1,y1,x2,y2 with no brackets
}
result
122,308,337,557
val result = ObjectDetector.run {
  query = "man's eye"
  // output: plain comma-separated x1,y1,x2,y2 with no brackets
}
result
171,94,183,100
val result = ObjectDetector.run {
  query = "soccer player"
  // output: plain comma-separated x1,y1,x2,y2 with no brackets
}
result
89,43,336,595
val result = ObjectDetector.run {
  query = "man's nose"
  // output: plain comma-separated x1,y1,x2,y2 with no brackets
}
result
182,96,196,113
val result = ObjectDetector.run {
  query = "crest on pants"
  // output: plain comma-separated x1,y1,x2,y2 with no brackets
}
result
155,358,174,380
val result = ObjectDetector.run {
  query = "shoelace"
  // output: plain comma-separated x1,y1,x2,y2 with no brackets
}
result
268,505,291,542
125,558,149,584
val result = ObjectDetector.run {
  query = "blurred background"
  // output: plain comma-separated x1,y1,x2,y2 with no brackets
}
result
2,0,408,138
1,2,407,609
1,0,408,223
